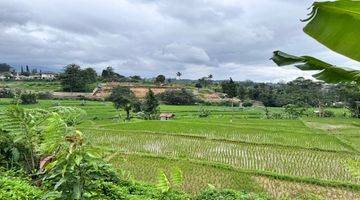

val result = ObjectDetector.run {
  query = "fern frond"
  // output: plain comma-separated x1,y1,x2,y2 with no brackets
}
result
156,171,170,192
0,106,50,137
171,167,183,187
50,107,87,126
38,113,72,155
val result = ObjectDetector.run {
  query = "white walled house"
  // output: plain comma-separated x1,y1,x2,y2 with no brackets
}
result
40,73,57,80
12,72,57,80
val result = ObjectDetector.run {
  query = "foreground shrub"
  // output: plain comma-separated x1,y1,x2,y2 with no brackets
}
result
283,104,306,119
158,89,197,105
37,91,53,100
201,100,240,107
264,107,284,119
20,92,37,104
98,180,189,200
0,87,14,98
264,106,307,120
320,110,335,118
195,189,269,200
242,101,253,107
0,176,43,200
0,130,32,170
198,106,211,118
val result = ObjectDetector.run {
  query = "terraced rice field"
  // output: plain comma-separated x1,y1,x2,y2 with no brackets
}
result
83,129,358,183
1,99,359,199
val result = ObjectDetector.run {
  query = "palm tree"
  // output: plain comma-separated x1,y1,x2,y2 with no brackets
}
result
176,72,182,80
271,1,360,84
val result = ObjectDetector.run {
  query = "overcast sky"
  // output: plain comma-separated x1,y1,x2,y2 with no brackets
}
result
0,0,359,82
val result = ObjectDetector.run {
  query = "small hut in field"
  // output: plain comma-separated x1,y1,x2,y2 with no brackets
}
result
159,113,175,120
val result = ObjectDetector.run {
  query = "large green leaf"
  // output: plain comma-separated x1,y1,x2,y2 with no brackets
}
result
303,0,360,61
271,51,360,83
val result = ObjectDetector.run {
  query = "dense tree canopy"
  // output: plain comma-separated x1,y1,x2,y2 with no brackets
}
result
155,75,166,84
158,89,197,105
82,67,97,84
198,77,211,88
217,77,359,112
0,63,12,73
221,78,237,98
143,89,159,119
107,86,138,120
334,84,360,117
59,64,84,92
195,82,202,91
59,64,97,92
101,66,125,81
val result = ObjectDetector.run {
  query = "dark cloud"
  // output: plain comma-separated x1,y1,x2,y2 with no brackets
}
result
0,0,357,81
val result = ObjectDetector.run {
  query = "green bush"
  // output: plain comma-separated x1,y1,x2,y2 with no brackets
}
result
198,107,211,118
322,110,335,118
93,181,128,199
52,101,61,106
0,87,14,98
202,100,238,107
91,180,189,200
20,92,37,104
37,91,53,100
264,108,285,119
132,100,143,113
195,189,269,200
0,177,43,200
283,104,306,119
242,101,253,107
158,89,197,105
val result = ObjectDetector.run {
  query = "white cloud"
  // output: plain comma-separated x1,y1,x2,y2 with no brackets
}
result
0,0,357,82
219,62,315,82
155,43,210,64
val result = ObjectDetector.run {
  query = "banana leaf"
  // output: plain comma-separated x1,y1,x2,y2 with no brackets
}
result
271,51,360,83
303,0,360,62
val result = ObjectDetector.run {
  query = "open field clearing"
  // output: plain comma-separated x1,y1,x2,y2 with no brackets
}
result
0,81,61,92
1,99,359,199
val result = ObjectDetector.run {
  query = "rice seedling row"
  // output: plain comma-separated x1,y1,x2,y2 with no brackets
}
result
86,129,359,184
94,120,353,152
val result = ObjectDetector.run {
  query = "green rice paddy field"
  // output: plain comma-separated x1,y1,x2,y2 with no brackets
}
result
0,99,359,199
0,81,62,92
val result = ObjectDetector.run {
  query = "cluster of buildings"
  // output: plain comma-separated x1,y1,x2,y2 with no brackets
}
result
0,63,59,81
0,72,58,81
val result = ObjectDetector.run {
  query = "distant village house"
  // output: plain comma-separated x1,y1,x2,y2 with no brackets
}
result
160,113,175,120
0,63,58,81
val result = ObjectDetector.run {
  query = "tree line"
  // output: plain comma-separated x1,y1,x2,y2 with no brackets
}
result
59,64,171,92
219,77,359,117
